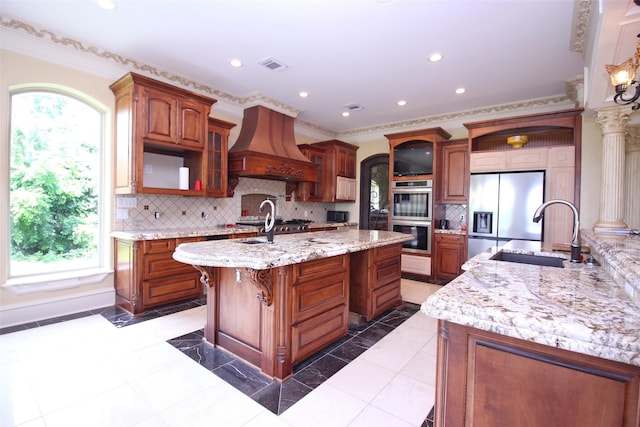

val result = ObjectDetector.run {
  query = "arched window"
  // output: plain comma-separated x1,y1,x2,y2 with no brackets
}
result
9,89,105,279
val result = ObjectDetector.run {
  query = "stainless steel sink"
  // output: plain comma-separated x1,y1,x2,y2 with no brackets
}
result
490,251,565,268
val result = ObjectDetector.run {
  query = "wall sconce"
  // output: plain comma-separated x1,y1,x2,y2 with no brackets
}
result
605,34,640,110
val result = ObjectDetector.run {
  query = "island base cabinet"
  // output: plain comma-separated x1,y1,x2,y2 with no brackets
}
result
435,321,640,427
205,254,349,381
350,244,402,321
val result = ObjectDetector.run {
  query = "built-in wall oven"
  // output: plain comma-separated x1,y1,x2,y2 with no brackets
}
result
391,179,432,254
391,220,432,254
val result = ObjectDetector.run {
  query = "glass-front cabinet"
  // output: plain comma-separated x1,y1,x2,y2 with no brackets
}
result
206,117,236,197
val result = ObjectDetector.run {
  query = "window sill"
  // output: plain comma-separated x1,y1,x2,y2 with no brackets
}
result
3,269,113,295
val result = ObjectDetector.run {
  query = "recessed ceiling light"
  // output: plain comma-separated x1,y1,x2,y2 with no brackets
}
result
97,0,116,10
299,91,309,98
397,100,407,106
428,53,443,62
229,59,243,68
342,112,350,117
455,87,466,94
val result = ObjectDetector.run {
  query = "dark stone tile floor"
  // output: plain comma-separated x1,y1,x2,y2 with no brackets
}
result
168,301,423,416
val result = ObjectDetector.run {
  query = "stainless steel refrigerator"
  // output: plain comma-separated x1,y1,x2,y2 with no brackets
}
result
468,171,544,259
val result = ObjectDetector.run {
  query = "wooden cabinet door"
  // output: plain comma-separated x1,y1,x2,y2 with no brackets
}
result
436,321,640,427
337,146,357,178
434,234,465,280
336,176,356,201
297,145,326,201
441,142,469,203
206,118,234,197
141,87,178,144
178,98,208,148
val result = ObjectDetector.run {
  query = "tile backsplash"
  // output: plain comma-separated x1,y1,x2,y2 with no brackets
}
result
113,177,334,231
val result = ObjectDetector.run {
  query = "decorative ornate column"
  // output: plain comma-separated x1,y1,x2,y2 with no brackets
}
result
625,126,640,229
594,107,631,230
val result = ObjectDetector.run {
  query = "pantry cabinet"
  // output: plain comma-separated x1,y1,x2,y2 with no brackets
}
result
110,72,216,196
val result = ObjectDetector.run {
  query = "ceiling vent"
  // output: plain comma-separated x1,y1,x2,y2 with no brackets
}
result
344,102,364,111
258,57,288,72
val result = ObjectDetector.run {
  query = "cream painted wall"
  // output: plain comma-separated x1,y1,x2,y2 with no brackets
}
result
0,50,115,314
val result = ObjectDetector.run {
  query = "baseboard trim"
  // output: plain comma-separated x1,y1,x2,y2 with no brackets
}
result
0,288,115,328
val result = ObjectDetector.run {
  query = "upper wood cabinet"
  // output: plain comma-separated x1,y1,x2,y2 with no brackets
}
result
297,144,326,202
109,72,216,196
303,140,359,202
206,117,236,198
386,127,452,182
438,139,469,204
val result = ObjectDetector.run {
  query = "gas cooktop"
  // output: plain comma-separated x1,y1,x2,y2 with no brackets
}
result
235,218,313,235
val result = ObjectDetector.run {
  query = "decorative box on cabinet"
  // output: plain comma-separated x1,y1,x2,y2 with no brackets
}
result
109,72,216,196
438,139,469,203
433,233,466,281
206,117,236,197
307,140,359,202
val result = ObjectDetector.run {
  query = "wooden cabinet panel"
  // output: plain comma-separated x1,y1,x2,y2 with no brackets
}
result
434,234,466,281
549,145,575,167
292,274,348,324
295,254,348,281
469,152,507,172
142,87,177,144
350,244,402,320
291,303,349,363
401,253,431,276
440,140,469,203
336,176,356,201
435,321,640,427
506,147,547,169
143,273,201,306
114,236,204,315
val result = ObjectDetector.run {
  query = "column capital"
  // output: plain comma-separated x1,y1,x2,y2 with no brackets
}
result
595,106,634,134
626,126,640,153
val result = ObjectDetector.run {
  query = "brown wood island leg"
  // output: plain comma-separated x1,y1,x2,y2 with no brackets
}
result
193,265,217,344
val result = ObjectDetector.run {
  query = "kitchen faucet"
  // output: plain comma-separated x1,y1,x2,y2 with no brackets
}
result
532,199,581,263
259,199,275,244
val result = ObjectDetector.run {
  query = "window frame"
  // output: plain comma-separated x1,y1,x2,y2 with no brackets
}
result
5,85,111,288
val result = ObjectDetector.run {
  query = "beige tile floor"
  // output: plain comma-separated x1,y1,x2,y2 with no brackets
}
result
0,280,441,427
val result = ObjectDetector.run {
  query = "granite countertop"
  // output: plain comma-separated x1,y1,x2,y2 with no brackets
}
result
110,222,357,241
434,229,467,235
421,235,640,367
173,230,411,270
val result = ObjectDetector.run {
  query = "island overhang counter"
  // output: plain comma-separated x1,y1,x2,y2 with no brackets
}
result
421,234,640,427
173,230,412,380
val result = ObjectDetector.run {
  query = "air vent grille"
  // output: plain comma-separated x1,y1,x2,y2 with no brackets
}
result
344,102,364,111
258,57,288,72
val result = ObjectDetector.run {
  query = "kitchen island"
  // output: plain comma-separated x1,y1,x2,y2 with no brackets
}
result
173,230,411,380
421,232,640,426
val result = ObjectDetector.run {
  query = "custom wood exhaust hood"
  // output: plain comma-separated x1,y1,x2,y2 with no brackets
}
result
227,105,318,197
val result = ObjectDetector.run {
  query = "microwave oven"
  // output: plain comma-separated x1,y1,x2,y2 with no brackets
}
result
327,210,349,222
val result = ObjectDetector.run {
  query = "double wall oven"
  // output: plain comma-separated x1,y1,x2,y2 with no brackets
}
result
390,179,432,254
